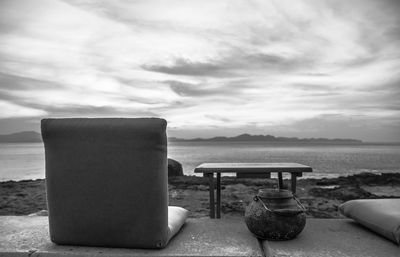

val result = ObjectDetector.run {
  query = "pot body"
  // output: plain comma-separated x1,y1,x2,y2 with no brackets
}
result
244,189,306,240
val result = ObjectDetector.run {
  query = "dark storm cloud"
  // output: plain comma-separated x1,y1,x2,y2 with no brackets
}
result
165,80,250,99
142,52,309,77
142,59,226,77
167,81,209,96
243,52,314,70
166,80,226,97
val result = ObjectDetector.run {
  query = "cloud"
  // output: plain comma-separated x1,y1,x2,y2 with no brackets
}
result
143,59,226,77
0,100,47,118
44,104,156,117
0,0,400,141
142,51,313,77
166,81,212,96
0,72,59,91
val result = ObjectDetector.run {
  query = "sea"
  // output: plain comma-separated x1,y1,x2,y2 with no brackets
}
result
0,142,399,181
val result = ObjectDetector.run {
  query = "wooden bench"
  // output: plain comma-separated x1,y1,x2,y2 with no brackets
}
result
194,163,313,218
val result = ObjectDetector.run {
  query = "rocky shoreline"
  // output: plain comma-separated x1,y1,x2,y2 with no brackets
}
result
1,172,400,218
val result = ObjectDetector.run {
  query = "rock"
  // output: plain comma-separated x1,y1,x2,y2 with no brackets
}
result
168,158,183,177
309,186,373,201
28,210,48,216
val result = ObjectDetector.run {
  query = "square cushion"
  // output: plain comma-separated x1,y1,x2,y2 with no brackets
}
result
339,199,400,244
42,118,185,249
168,206,189,241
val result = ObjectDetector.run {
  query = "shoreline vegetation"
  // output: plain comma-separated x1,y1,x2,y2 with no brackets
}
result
1,172,399,218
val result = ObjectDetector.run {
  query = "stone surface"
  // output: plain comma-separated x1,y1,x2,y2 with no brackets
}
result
168,158,183,177
0,216,261,257
1,216,399,257
262,219,400,257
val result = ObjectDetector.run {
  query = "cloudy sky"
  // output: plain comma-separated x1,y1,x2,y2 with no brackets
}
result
0,0,399,142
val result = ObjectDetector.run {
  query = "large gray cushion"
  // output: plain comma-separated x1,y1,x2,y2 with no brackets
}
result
41,118,187,249
339,199,400,244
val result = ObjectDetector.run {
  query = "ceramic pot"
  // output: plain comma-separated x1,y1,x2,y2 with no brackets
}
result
244,189,306,240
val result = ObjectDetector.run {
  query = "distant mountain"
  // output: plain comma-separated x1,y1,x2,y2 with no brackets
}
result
0,131,363,144
0,131,42,143
169,133,363,144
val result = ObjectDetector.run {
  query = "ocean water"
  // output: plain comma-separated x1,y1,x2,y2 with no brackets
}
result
0,142,399,181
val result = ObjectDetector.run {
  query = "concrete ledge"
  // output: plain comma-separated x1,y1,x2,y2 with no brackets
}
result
0,216,262,257
1,216,399,257
262,219,399,257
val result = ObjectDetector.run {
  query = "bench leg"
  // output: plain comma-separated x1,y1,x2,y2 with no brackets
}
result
291,173,297,194
278,172,283,189
208,173,215,219
216,173,221,219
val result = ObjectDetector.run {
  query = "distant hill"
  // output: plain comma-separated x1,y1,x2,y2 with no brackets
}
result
169,133,363,144
0,131,42,143
0,131,363,144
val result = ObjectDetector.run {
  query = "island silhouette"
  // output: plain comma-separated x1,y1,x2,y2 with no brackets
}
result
169,133,362,144
0,131,362,144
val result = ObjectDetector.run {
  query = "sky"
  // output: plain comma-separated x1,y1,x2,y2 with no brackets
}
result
0,0,399,142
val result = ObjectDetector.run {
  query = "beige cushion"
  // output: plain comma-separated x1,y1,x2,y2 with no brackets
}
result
339,199,400,244
168,206,189,241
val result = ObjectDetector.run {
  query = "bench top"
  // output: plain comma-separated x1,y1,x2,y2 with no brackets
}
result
194,162,312,173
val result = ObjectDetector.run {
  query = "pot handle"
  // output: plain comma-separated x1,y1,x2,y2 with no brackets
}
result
293,195,307,212
253,195,306,215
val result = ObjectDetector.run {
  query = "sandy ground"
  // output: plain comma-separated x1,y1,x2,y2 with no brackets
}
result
1,173,399,218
